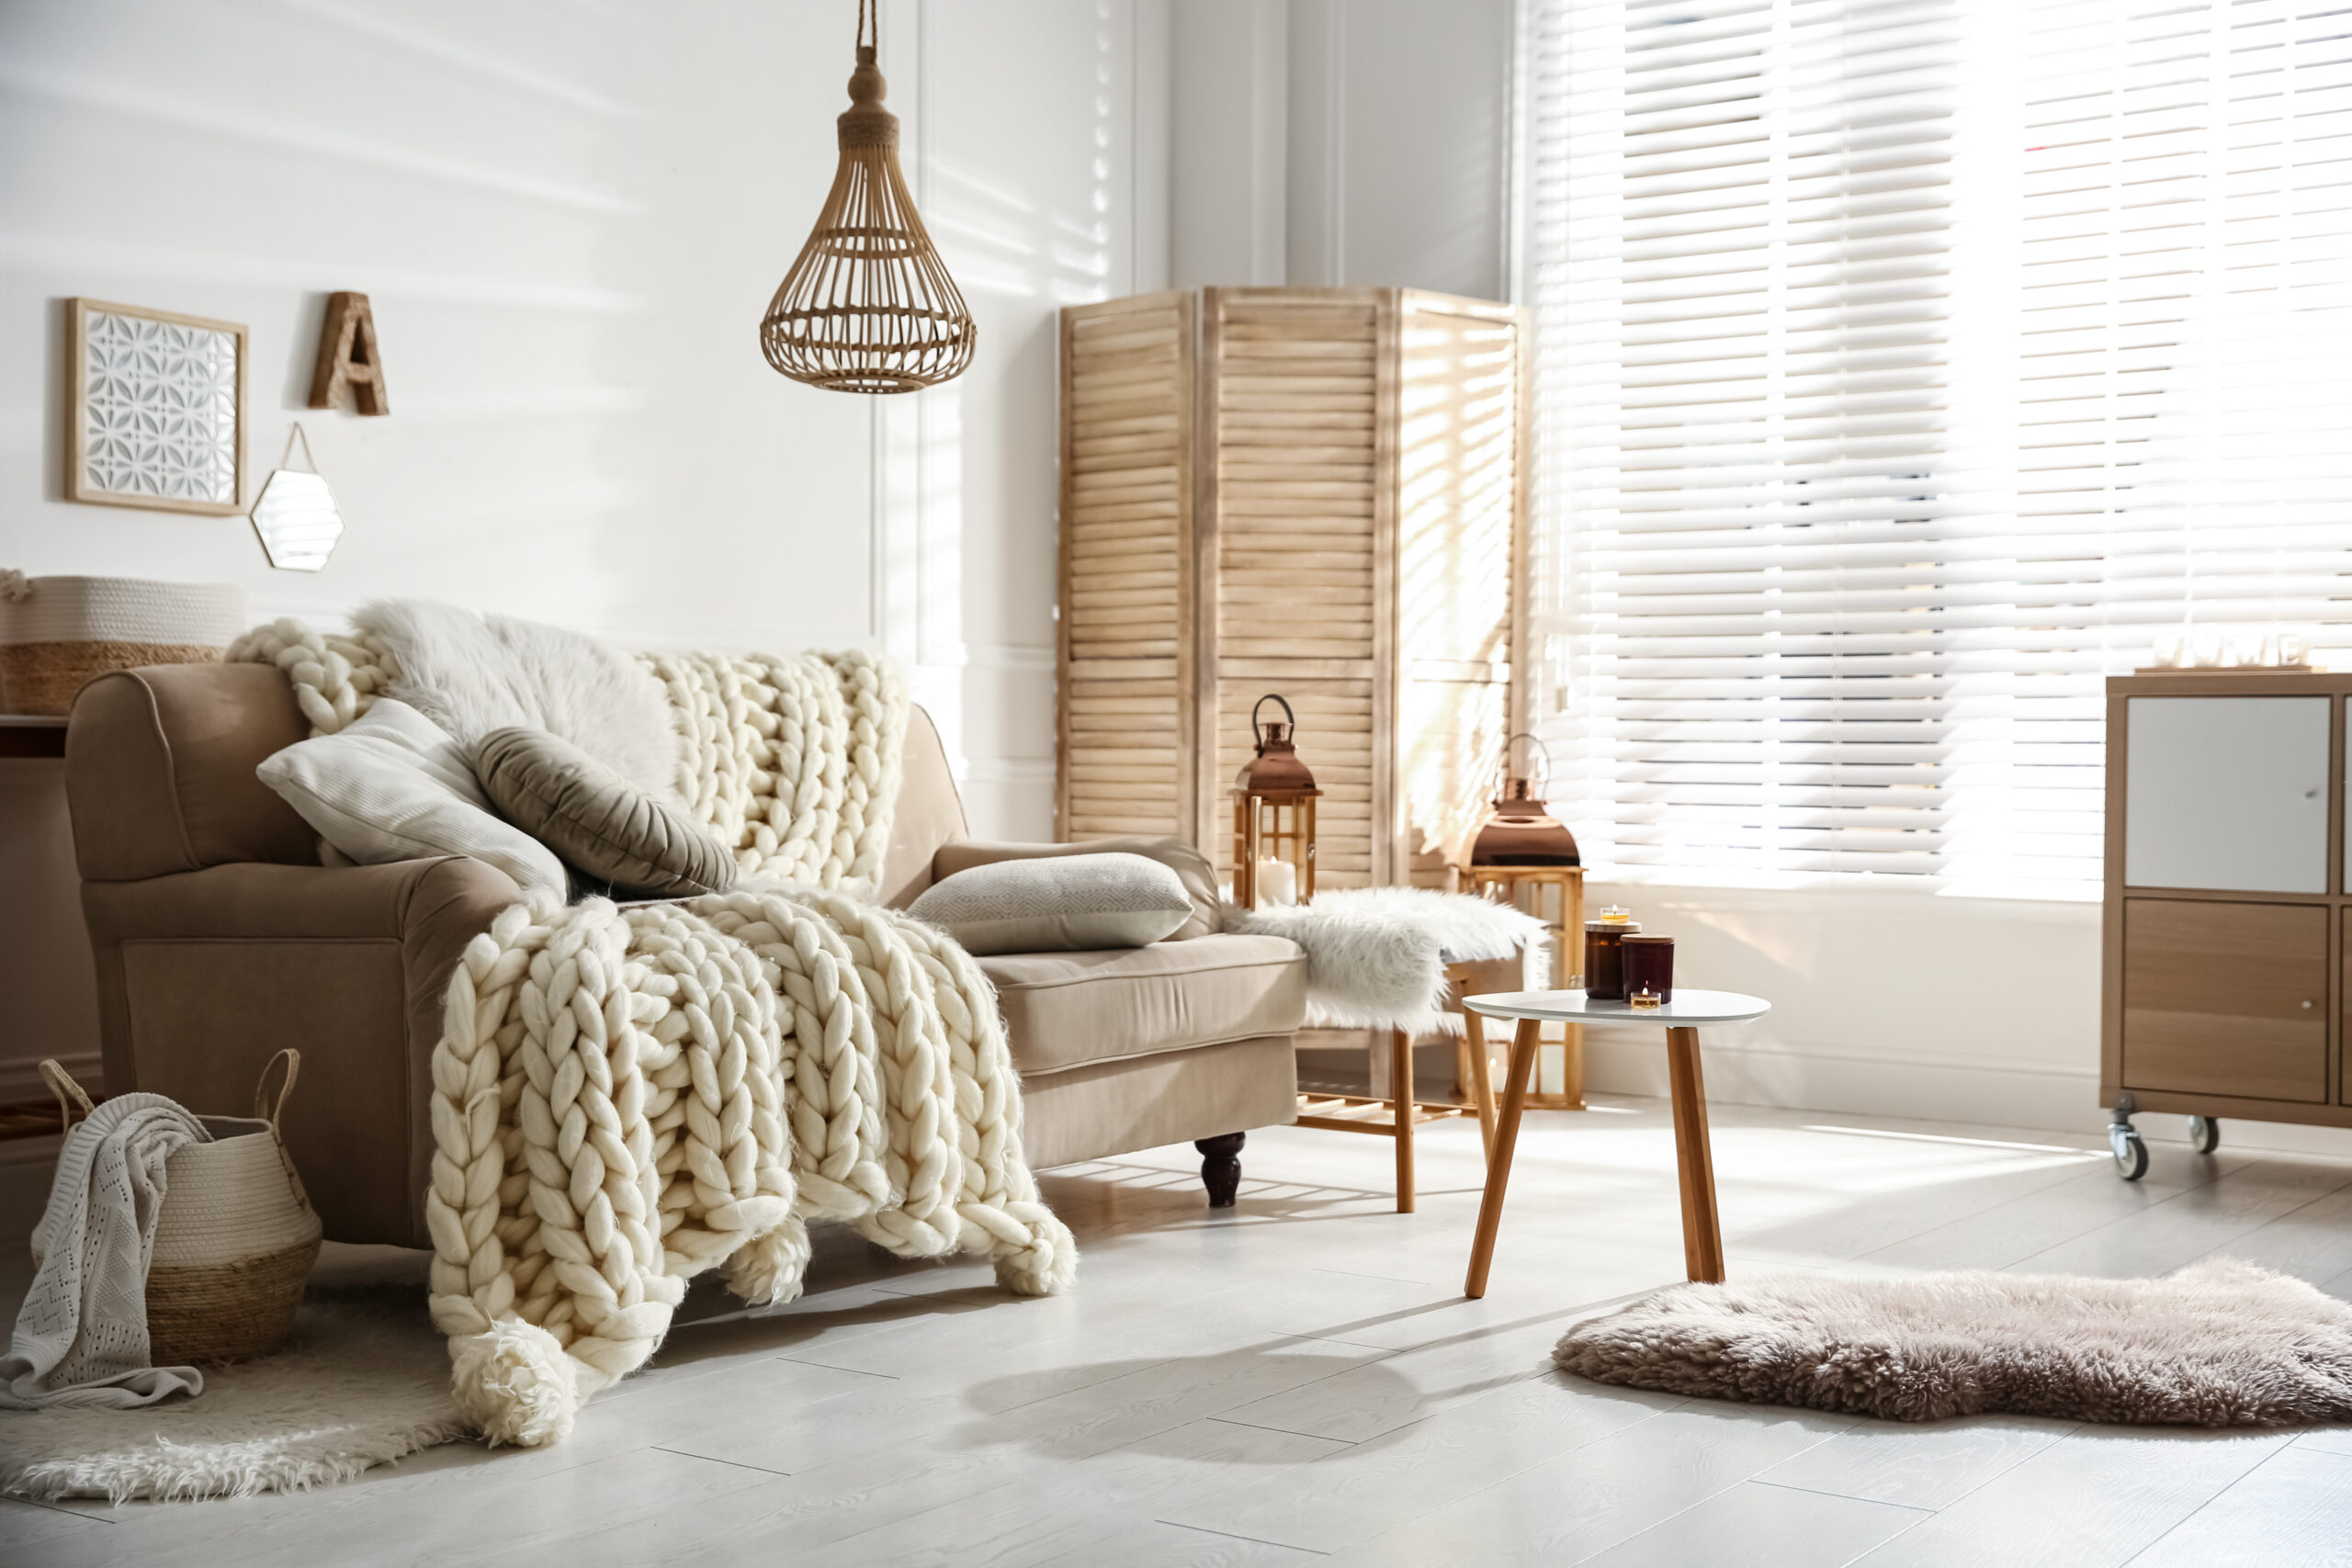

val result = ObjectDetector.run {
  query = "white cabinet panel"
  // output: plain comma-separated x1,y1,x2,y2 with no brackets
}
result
2123,696,2331,893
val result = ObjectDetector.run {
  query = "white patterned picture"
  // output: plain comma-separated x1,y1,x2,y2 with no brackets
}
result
66,299,245,515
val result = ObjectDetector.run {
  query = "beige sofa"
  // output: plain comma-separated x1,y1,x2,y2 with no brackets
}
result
64,662,1305,1247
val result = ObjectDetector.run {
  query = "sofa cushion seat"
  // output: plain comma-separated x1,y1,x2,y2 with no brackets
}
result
979,933,1305,1076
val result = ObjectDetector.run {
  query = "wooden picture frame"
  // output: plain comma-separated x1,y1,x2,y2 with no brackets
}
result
63,297,248,516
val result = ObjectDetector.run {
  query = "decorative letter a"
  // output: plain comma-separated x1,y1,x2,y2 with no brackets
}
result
308,291,390,416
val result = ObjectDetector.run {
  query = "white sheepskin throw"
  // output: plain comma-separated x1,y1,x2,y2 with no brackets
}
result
355,599,681,795
1225,886,1549,1034
232,604,908,891
232,601,677,797
427,886,1075,1446
1555,1258,2352,1427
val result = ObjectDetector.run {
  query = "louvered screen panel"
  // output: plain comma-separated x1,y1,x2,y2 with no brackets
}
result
1396,297,1524,888
1207,290,1385,889
1057,292,1193,839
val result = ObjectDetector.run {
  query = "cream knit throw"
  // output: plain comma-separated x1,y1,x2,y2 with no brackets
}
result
232,615,1076,1447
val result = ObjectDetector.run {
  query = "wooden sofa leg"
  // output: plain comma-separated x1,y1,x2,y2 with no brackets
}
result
1196,1132,1246,1208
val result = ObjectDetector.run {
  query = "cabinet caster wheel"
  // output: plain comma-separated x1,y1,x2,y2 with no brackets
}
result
2110,1124,2148,1181
2188,1115,2220,1155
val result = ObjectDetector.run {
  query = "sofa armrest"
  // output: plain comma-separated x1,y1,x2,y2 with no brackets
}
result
67,663,316,881
930,835,1222,941
80,855,522,1247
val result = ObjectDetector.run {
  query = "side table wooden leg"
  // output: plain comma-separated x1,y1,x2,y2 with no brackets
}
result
1392,1027,1416,1213
1463,1009,1498,1162
1464,1017,1541,1298
1561,1021,1587,1111
1665,1025,1725,1283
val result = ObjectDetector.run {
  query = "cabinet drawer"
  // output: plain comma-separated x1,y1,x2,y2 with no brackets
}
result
2121,898,2328,1103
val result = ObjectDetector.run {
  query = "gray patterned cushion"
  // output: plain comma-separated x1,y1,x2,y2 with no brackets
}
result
908,852,1193,955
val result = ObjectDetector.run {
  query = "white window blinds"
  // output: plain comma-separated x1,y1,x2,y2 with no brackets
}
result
1530,0,2352,896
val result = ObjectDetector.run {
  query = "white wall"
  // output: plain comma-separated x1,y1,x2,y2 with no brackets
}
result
1169,0,1515,300
0,0,1169,840
1170,0,1287,288
1284,0,1514,299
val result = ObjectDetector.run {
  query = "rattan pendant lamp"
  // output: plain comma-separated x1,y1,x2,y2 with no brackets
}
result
761,0,976,393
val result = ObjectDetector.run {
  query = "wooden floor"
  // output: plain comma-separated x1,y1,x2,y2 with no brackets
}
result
6,1095,2352,1567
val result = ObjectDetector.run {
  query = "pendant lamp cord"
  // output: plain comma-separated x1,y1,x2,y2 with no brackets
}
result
858,0,876,51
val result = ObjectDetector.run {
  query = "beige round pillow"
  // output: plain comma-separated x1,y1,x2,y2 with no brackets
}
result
474,728,735,898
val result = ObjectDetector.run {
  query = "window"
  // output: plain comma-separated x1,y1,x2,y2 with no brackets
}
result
1530,0,2352,897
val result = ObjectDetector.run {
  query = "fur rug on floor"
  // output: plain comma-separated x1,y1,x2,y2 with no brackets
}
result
1225,886,1550,1034
0,1286,463,1503
1555,1258,2352,1426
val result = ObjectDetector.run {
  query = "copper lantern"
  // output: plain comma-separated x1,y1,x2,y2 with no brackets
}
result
1469,734,1580,868
1232,694,1319,909
1468,734,1589,1110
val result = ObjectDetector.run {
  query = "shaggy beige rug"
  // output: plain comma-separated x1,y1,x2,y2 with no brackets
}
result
1555,1258,2352,1426
0,1286,465,1502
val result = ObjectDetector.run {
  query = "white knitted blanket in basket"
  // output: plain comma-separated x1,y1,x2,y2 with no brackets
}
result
232,611,1075,1446
0,1095,209,1410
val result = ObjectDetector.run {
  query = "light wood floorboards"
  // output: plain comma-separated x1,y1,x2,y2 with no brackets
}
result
5,1097,2351,1566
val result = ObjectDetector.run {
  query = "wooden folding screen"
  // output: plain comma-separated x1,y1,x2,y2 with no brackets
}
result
1057,288,1528,891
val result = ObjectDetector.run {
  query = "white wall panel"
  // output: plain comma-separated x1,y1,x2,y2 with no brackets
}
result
1284,0,1514,299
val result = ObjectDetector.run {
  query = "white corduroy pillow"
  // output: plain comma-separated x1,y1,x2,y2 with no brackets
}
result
908,852,1193,955
255,699,567,897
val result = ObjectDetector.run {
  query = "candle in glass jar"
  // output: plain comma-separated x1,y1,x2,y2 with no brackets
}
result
1621,933,1674,1008
1584,909,1639,1000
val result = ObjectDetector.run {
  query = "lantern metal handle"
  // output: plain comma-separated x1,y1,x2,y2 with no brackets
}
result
1500,731,1554,793
1252,694,1297,752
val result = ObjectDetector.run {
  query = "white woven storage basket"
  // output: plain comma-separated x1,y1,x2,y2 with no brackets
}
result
0,571,246,716
43,1051,322,1364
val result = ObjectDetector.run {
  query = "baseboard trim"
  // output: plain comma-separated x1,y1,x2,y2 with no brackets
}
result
0,1051,97,1106
1583,1037,2352,1161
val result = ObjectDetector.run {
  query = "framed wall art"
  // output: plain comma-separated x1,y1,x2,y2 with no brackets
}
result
63,297,248,515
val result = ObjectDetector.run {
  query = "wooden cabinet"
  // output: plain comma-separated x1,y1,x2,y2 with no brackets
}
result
1055,287,1527,889
2102,673,2352,1133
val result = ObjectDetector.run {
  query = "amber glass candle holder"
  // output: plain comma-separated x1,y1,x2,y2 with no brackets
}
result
1583,914,1639,1000
1621,933,1674,1009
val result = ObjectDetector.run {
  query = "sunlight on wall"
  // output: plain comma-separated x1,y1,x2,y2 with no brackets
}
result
1396,310,1519,871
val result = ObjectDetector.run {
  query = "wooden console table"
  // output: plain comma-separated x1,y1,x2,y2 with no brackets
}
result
0,714,101,1119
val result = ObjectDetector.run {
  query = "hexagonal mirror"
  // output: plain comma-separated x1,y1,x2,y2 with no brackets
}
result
248,427,344,571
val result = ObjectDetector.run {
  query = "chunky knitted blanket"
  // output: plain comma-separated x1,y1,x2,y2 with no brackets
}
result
232,611,1075,1446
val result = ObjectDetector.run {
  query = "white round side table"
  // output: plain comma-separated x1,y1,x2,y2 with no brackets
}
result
1460,988,1770,1299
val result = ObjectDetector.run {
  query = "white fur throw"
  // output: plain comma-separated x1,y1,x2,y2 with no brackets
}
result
232,604,908,891
356,599,681,796
1225,886,1550,1034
